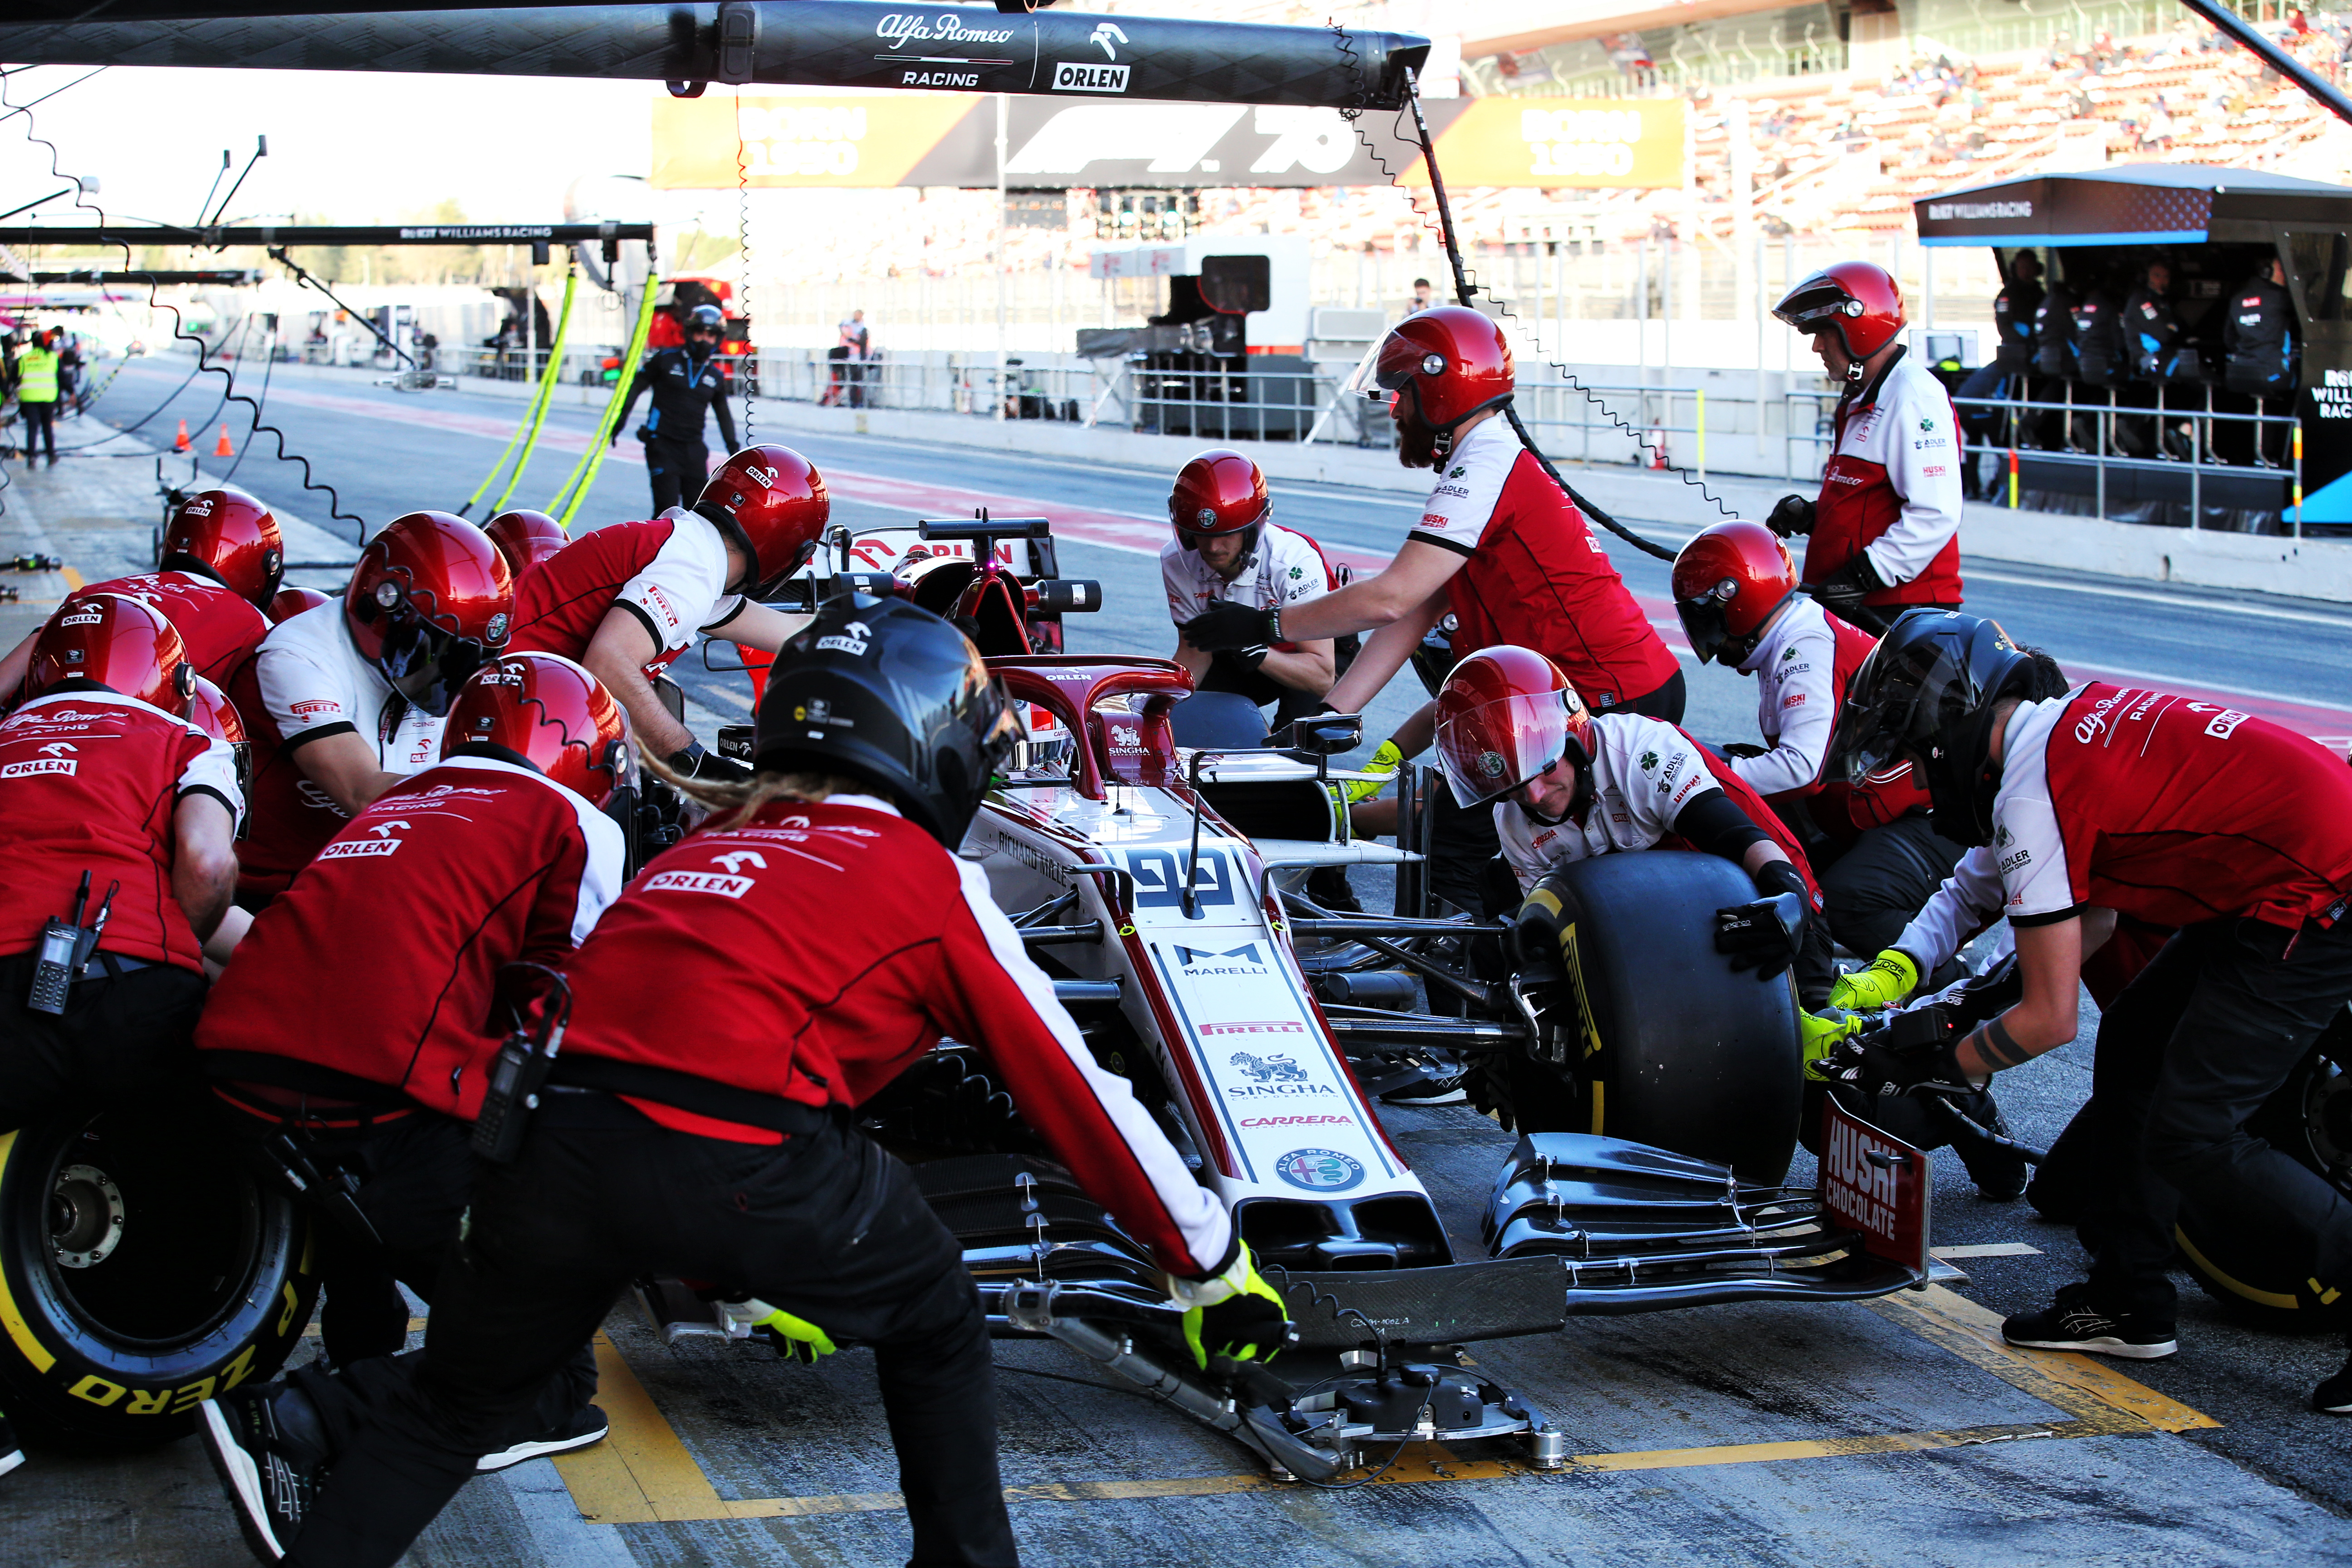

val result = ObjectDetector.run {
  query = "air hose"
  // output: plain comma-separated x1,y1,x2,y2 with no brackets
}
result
545,277,658,529
458,264,578,518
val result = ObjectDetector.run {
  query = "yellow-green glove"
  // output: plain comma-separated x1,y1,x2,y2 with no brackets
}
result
1345,739,1405,804
1170,1240,1292,1370
1801,1006,1867,1080
1828,949,1921,1013
721,1298,838,1364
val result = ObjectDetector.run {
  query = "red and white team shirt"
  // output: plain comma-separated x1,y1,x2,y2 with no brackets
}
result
1727,600,1924,843
558,794,1233,1278
64,572,270,691
0,688,241,972
509,510,747,679
233,600,446,898
197,755,623,1119
1408,418,1679,711
1805,348,1965,607
1991,682,2352,932
1161,522,1335,652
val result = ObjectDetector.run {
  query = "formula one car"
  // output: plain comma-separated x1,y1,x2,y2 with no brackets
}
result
695,515,1936,1480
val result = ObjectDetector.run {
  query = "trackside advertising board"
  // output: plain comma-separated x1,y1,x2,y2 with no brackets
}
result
652,95,1684,190
1819,1097,1931,1279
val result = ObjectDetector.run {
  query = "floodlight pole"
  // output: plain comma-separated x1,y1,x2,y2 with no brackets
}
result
2175,0,2352,128
995,91,1009,424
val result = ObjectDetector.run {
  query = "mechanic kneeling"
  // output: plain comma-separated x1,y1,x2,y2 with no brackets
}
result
1162,447,1342,729
209,597,1288,1568
195,652,630,1496
1828,610,2352,1410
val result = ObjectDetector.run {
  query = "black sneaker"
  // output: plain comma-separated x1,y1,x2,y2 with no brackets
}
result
198,1385,325,1563
2313,1349,2352,1415
2003,1284,2177,1360
0,1414,20,1479
475,1404,610,1472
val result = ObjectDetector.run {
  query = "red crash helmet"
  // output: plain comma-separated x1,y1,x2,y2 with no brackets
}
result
1434,644,1593,810
269,586,332,624
1671,520,1800,666
26,592,195,714
441,652,632,809
1365,305,1515,432
1774,261,1905,376
1168,448,1269,552
188,674,251,832
159,487,284,610
696,443,829,599
483,508,568,580
344,511,513,718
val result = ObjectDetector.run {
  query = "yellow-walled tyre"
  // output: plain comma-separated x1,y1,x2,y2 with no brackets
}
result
0,1106,317,1447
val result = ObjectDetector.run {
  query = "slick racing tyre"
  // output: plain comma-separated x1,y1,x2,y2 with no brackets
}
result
1504,851,1803,1184
0,1106,318,1447
2176,1012,2352,1334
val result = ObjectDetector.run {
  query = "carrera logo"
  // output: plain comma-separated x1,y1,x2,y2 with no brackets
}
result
319,838,400,860
1239,1114,1354,1129
645,870,755,898
1053,61,1130,93
289,700,340,716
0,757,75,779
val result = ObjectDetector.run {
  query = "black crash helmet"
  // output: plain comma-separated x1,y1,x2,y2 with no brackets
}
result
1831,608,2034,848
752,594,1018,848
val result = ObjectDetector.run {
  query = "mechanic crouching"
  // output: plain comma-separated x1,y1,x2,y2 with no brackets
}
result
1828,610,2352,1411
1161,447,1341,730
207,597,1289,1568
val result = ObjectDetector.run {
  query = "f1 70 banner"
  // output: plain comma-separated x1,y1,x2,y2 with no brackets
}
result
652,95,1685,190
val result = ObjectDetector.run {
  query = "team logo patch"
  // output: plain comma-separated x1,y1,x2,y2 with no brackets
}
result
1196,508,1217,528
320,838,399,860
1274,1148,1365,1192
486,612,510,644
815,621,872,657
645,869,755,898
1639,750,1659,771
1477,751,1506,778
0,757,75,779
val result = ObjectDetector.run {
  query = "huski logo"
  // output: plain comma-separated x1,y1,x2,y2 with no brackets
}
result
815,621,872,656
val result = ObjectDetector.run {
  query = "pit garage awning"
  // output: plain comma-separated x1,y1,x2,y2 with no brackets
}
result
1913,164,2352,248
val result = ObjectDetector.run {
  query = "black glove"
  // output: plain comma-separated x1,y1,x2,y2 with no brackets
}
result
669,741,752,782
1765,494,1817,538
1714,859,1809,980
1720,741,1769,760
1823,1003,1979,1101
1226,644,1270,673
1180,600,1279,653
1806,554,1888,624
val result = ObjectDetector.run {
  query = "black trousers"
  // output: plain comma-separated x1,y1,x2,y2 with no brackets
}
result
18,400,56,461
1818,815,1968,963
0,953,206,1132
644,435,711,515
289,1099,1009,1568
1198,653,1324,730
2083,915,2352,1319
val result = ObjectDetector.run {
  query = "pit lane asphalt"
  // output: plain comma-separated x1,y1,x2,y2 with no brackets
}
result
5,360,2351,1566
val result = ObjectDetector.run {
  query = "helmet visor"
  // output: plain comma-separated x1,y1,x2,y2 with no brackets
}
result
1832,643,1945,785
1436,689,1577,809
1774,280,1856,335
1675,578,1737,664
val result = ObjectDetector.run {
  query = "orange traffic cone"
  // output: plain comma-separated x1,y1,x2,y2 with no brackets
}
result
214,424,235,458
173,419,190,452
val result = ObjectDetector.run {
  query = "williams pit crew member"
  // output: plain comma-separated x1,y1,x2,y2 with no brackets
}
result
1671,519,1967,979
1433,644,1823,995
207,596,1286,1568
481,507,568,583
0,594,240,1130
234,511,513,903
1161,447,1339,728
1180,306,1681,917
195,653,626,1487
1829,610,2352,1408
612,303,739,514
1763,263,1965,631
507,443,827,779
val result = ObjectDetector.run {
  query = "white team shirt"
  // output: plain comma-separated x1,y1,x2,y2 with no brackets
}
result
1892,843,2011,974
629,508,746,662
1835,351,1966,587
1406,415,1537,553
1160,522,1334,626
1728,597,1840,799
253,599,444,774
1496,714,1720,891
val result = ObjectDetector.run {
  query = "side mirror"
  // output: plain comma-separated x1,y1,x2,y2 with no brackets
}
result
1275,712,1363,757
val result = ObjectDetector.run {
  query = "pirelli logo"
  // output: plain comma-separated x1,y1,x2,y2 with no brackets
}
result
0,757,75,779
645,870,755,898
320,838,400,860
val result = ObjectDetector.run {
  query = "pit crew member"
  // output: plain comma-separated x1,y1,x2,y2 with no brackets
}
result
206,597,1285,1568
482,507,568,582
1161,447,1338,728
195,653,627,1484
1831,610,2352,1407
0,594,240,1129
1671,519,1968,974
1433,643,1821,991
611,303,739,515
1762,263,1965,630
161,487,286,610
0,566,268,705
507,443,826,779
233,511,512,903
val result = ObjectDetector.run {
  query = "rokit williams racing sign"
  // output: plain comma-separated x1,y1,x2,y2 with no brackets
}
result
1819,1097,1931,1279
